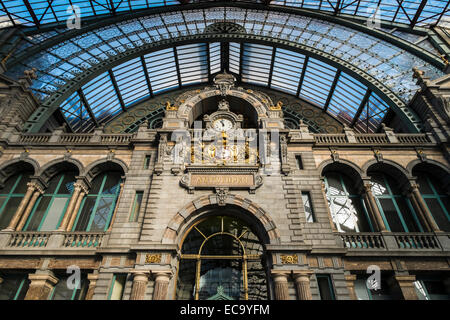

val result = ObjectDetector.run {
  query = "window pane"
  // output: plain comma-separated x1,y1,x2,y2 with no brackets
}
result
0,196,22,229
74,197,96,231
46,174,63,194
0,174,21,193
425,198,450,232
0,275,28,300
90,175,104,194
40,197,69,231
26,197,51,231
302,192,315,223
396,198,421,232
130,191,143,222
326,173,346,196
57,172,76,195
12,174,32,194
354,279,370,300
109,274,126,300
51,275,87,300
90,197,114,231
101,173,121,195
317,275,335,300
378,199,405,232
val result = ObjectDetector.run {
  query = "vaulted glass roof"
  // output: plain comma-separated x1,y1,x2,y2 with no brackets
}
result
0,0,448,29
2,6,447,134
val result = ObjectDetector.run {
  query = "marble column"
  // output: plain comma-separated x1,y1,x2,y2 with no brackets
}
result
362,183,387,232
152,272,171,300
4,182,37,231
345,274,358,300
293,271,313,300
58,183,82,231
16,188,43,231
130,271,150,300
85,273,99,300
271,272,290,300
24,271,59,300
395,275,419,300
409,184,440,232
66,190,87,231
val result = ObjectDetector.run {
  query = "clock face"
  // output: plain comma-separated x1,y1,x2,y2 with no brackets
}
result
213,118,234,132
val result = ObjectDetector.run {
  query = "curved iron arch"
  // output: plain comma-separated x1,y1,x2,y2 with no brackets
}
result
24,34,422,133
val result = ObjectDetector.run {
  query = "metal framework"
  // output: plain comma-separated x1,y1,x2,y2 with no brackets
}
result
1,4,447,134
0,1,448,29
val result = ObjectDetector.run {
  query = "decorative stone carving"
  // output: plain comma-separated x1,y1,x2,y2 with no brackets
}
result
280,254,299,264
145,253,162,264
215,188,229,206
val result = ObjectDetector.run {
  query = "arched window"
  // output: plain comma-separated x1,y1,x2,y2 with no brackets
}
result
324,172,372,232
72,172,122,232
176,216,268,300
370,173,422,232
0,172,32,229
24,172,76,231
415,172,450,232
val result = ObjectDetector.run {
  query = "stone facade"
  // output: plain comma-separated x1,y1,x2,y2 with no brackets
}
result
0,71,449,301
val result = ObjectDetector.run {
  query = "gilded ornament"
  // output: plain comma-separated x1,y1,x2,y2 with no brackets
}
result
280,254,298,264
145,254,162,264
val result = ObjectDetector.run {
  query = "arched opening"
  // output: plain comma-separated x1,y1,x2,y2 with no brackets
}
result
367,163,421,232
190,96,258,129
0,163,34,230
321,162,373,232
176,214,269,300
24,170,77,231
72,162,124,232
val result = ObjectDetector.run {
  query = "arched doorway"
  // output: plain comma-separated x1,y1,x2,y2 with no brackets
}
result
175,215,269,300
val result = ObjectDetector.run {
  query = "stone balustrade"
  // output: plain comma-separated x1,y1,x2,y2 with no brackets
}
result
340,232,450,252
9,132,135,146
0,231,106,250
314,132,433,146
3,129,438,147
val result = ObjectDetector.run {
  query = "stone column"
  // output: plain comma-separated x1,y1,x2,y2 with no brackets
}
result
395,275,419,300
66,190,87,231
130,271,150,300
362,183,387,232
271,271,290,300
16,188,44,231
58,183,83,231
4,182,37,231
85,273,99,300
152,271,172,300
24,271,59,300
345,274,358,300
409,184,440,232
293,271,313,300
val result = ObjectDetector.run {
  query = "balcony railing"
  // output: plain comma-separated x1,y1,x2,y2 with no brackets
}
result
0,231,107,250
340,232,449,252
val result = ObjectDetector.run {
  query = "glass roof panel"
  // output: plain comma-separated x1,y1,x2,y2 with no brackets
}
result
299,58,337,107
241,43,273,86
111,57,150,108
176,43,209,86
270,48,305,95
3,7,446,133
328,72,368,126
229,42,241,75
81,72,122,123
209,42,221,75
143,48,179,94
